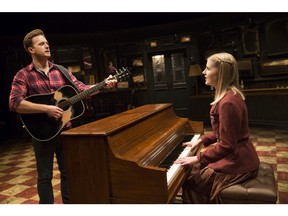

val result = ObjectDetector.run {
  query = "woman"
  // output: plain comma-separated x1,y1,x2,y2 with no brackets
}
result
175,52,260,203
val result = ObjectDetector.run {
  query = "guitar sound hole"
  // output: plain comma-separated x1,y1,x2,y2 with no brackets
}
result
58,99,71,111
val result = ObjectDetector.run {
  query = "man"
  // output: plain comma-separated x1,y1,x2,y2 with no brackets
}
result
9,29,116,204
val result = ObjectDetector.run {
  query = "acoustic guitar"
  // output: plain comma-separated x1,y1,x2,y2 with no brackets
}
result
19,68,130,142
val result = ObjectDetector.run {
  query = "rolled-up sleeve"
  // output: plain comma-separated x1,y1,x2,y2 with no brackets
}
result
9,70,27,111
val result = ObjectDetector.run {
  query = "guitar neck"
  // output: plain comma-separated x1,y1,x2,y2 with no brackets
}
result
58,68,130,110
69,80,106,105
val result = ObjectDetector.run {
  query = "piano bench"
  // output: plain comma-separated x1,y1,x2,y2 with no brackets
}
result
220,162,277,204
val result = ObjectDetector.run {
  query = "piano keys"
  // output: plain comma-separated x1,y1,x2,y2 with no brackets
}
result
163,134,201,184
61,103,203,203
159,134,195,170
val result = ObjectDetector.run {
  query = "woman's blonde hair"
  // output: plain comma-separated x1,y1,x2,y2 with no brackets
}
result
208,52,245,105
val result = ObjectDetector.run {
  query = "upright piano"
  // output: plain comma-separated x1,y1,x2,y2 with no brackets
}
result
61,103,203,203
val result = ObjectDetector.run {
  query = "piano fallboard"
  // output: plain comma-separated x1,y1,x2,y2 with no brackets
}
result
62,103,203,203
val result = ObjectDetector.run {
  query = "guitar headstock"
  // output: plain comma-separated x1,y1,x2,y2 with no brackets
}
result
114,67,131,82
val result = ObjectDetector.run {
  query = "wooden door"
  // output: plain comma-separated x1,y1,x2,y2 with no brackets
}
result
148,49,191,118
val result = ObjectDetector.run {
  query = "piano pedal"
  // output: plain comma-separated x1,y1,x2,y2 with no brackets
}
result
172,188,183,204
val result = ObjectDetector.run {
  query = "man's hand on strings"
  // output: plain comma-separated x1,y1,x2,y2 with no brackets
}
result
105,75,117,89
46,105,63,119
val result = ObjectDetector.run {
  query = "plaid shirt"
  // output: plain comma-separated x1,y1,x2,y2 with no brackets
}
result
9,61,90,111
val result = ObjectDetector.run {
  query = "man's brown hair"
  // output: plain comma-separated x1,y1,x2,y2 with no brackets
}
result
23,29,46,55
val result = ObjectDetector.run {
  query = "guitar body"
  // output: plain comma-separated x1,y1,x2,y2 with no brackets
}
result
20,85,85,141
19,67,130,142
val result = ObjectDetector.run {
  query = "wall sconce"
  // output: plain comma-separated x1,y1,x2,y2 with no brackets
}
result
180,35,191,43
150,41,157,47
189,64,203,95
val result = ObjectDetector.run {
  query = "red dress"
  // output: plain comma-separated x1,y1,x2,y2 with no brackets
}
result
182,90,260,203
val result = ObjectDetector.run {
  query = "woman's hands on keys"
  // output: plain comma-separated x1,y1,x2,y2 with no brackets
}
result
182,138,202,151
174,138,202,166
174,156,198,166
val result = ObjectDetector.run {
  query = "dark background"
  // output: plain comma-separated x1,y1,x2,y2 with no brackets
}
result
0,12,211,35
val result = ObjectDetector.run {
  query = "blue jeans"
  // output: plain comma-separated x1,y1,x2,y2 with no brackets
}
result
32,135,69,204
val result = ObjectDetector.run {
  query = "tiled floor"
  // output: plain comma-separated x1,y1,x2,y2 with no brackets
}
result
0,127,288,204
0,138,62,204
250,127,288,204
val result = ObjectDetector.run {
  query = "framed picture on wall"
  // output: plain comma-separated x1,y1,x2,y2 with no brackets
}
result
265,17,288,57
241,27,260,56
260,58,288,76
